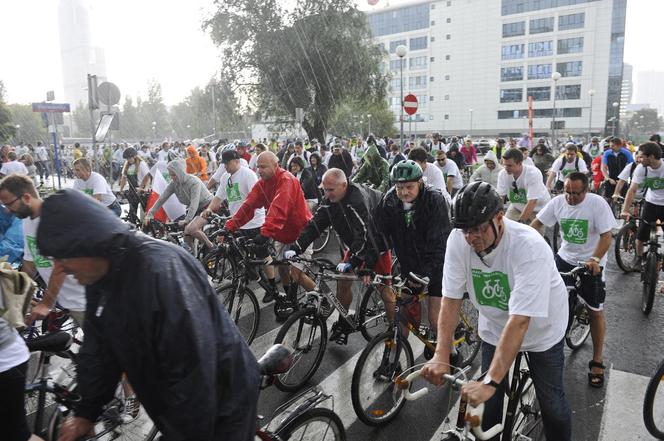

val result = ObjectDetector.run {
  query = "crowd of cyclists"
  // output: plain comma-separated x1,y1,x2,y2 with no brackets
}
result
1,129,662,441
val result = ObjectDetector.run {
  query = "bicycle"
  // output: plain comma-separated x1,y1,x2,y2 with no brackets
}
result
272,256,392,392
313,226,331,254
350,273,480,427
636,217,661,315
614,197,641,273
643,356,664,439
400,352,543,440
559,264,592,350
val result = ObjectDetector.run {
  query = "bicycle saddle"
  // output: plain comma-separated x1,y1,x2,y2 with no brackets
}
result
258,344,294,376
26,331,72,353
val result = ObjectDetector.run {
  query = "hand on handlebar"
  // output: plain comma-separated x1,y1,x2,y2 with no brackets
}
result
336,262,352,273
620,211,631,221
143,212,153,226
461,380,498,408
283,250,297,260
420,353,451,387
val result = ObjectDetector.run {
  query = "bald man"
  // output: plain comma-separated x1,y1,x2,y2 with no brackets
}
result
285,168,393,345
225,151,315,320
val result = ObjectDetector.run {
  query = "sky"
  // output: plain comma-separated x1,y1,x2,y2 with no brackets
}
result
0,0,659,106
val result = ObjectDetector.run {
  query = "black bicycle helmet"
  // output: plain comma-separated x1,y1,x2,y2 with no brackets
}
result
122,147,137,160
390,160,423,183
452,181,503,229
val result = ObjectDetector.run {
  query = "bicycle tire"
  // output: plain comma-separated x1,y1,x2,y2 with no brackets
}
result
454,299,481,368
552,223,560,254
358,286,389,342
217,285,260,345
350,330,415,426
614,222,639,273
642,251,658,315
510,375,544,441
644,358,664,439
274,308,327,392
201,247,237,283
565,297,591,350
313,228,331,254
277,407,346,441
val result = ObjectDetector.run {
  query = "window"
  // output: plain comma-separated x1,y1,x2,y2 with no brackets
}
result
390,59,406,70
367,3,430,37
502,43,525,60
559,13,585,31
447,1,452,6
562,107,582,117
502,0,598,16
527,63,552,79
445,94,450,100
445,74,450,80
409,75,427,89
446,18,451,23
431,36,436,42
445,54,450,60
431,57,435,62
431,20,436,25
389,40,407,53
446,34,451,40
431,3,435,9
390,78,401,90
416,95,428,107
503,21,525,37
528,40,553,57
557,37,584,54
444,114,449,120
430,96,434,101
389,97,401,106
500,88,523,103
557,61,583,77
409,56,427,70
501,66,523,81
527,86,551,100
409,36,428,50
556,84,581,99
529,17,554,34
498,110,526,119
497,107,582,119
430,76,435,82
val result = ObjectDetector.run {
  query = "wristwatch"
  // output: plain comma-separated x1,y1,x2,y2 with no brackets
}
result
590,256,601,264
482,374,500,389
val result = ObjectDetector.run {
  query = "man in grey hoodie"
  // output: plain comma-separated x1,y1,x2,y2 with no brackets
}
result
470,150,503,188
144,159,213,251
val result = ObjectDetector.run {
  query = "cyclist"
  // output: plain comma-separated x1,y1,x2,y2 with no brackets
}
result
185,144,208,182
285,140,310,169
224,151,314,314
208,144,249,190
352,143,390,193
72,158,122,216
407,147,451,204
613,150,644,202
38,189,260,441
621,142,664,267
492,138,508,162
118,147,152,224
421,181,571,441
374,160,451,339
470,150,502,188
600,137,633,201
546,143,588,193
434,150,463,197
460,138,478,166
286,168,392,344
327,141,354,178
531,172,615,388
495,149,550,227
387,143,407,171
584,136,602,160
518,146,535,167
289,157,320,212
0,151,29,177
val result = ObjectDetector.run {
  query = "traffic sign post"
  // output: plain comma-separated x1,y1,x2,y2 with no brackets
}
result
403,94,418,116
32,100,70,189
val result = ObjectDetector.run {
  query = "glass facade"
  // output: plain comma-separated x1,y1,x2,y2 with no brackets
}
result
527,86,551,100
557,60,583,77
529,17,554,34
367,3,430,37
502,43,525,60
501,0,599,16
390,59,406,71
498,107,582,119
501,66,524,81
558,12,585,30
500,88,524,102
528,63,552,79
409,56,427,69
410,36,428,50
605,0,626,134
409,75,427,89
556,84,581,99
503,21,526,37
528,40,553,57
557,37,584,54
389,40,407,53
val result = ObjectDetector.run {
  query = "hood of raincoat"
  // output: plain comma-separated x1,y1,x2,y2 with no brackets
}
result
167,159,188,181
186,145,199,158
37,189,131,259
484,150,498,165
364,143,381,164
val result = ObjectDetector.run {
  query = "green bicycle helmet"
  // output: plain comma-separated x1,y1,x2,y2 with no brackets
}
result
390,160,423,183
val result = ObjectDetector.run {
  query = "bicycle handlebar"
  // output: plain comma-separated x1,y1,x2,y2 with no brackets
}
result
559,263,590,279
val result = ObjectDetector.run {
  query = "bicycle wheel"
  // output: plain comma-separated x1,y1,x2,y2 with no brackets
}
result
565,297,591,350
644,358,664,439
277,407,346,441
201,247,237,283
552,223,560,253
274,308,327,392
614,222,638,272
351,330,414,426
313,228,331,254
510,375,544,441
454,299,481,368
642,251,658,315
358,286,389,342
216,285,260,345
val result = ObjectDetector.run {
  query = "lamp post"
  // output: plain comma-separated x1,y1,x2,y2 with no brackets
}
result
587,89,595,141
186,124,191,138
152,121,157,141
395,44,407,148
612,101,619,136
367,113,372,135
550,71,562,147
15,124,20,143
469,109,473,136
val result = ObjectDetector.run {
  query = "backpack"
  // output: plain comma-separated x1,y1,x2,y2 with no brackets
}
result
0,261,36,329
558,156,580,173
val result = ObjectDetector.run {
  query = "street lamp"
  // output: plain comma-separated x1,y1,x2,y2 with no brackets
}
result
551,71,562,147
15,124,20,143
612,102,619,136
587,89,595,141
367,114,372,135
395,44,407,148
469,109,473,136
152,121,157,140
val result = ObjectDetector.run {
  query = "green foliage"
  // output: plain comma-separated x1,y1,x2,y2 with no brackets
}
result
204,0,387,141
327,98,395,138
0,81,17,143
627,108,662,136
6,104,47,144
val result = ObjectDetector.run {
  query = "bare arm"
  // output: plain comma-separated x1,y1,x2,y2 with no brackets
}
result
486,315,530,382
621,181,639,218
545,171,556,191
520,199,538,221
529,218,544,231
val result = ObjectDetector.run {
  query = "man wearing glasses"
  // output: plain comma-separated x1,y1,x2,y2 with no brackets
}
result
496,149,550,229
434,150,463,197
531,172,614,388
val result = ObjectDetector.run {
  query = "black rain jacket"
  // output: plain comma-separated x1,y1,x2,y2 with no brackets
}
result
37,189,260,441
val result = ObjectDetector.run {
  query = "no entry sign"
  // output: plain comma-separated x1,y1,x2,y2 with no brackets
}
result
403,94,418,115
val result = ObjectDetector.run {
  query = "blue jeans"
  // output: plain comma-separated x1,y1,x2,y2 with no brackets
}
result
480,339,572,441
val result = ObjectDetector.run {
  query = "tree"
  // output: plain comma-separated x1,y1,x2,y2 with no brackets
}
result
117,96,143,140
204,0,387,141
7,104,47,144
0,80,17,143
139,80,170,140
627,108,661,137
327,98,395,138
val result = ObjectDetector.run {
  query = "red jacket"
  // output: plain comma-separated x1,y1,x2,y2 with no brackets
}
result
225,167,312,243
591,155,604,189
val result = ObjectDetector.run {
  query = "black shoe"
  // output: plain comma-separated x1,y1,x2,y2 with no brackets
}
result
319,297,333,319
262,290,277,303
329,320,350,345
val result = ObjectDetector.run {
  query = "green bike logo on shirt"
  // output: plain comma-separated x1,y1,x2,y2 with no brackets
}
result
561,168,575,177
508,188,528,204
471,269,511,311
643,177,664,191
26,235,52,268
82,188,94,197
227,182,242,203
560,218,588,244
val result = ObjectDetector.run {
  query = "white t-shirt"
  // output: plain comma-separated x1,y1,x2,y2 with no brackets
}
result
443,219,568,352
157,149,171,162
496,165,550,212
35,146,49,162
435,159,464,190
211,158,249,182
632,162,664,206
618,162,645,200
23,216,86,311
0,324,29,373
73,172,116,206
125,161,150,184
523,157,535,168
422,164,452,204
536,193,616,267
0,161,28,176
549,156,588,183
215,166,265,230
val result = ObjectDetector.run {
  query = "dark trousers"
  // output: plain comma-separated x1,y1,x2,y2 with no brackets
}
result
0,361,31,441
